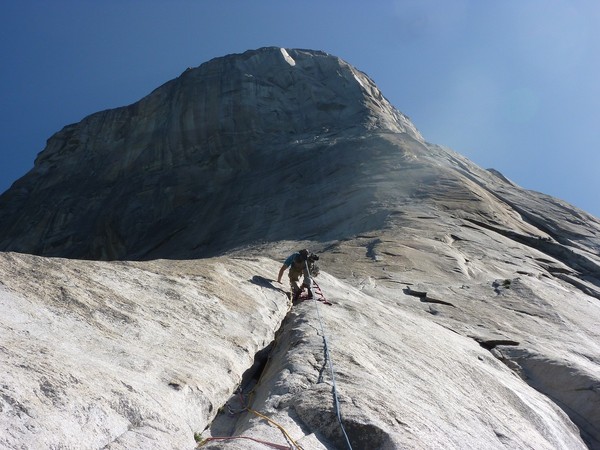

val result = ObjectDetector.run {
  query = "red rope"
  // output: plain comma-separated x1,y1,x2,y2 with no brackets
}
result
310,280,331,305
199,435,291,449
312,280,325,300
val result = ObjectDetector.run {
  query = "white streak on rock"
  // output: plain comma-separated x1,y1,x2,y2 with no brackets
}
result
280,47,296,66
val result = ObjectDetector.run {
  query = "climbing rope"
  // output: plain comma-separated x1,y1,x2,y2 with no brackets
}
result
311,280,354,450
247,408,304,450
197,317,304,450
196,403,303,450
198,265,352,450
197,435,291,450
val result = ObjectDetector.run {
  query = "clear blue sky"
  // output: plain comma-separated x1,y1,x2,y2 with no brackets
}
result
1,1,599,218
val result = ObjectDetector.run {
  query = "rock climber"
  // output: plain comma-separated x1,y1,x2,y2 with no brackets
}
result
277,249,319,302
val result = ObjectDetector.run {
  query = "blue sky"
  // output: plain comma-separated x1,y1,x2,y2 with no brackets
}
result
1,1,599,218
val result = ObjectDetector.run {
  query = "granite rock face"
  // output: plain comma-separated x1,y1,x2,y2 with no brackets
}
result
1,48,600,449
0,254,288,449
0,47,420,260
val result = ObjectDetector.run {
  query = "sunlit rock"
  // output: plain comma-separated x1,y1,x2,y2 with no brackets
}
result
0,48,599,449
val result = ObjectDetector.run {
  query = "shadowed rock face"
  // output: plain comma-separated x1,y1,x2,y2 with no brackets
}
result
1,48,600,449
0,47,421,260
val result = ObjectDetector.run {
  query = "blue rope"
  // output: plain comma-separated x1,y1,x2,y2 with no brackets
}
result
312,281,353,450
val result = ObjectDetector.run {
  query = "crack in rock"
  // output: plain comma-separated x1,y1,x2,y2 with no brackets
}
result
475,338,520,351
403,287,456,307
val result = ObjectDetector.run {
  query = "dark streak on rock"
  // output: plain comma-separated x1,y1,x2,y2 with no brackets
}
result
403,287,456,307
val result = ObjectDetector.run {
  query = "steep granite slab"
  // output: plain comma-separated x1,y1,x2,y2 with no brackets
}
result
0,253,288,449
0,250,591,450
198,271,587,449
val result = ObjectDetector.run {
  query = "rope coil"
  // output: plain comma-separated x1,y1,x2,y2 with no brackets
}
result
197,406,302,450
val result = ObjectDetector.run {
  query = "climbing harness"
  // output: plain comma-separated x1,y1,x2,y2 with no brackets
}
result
311,280,354,450
293,259,331,305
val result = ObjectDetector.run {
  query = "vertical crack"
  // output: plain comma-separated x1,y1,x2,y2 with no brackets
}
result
197,309,292,443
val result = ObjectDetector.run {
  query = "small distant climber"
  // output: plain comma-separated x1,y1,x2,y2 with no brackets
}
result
277,249,319,302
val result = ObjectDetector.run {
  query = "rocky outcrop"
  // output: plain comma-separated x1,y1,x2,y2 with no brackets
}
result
1,48,599,449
